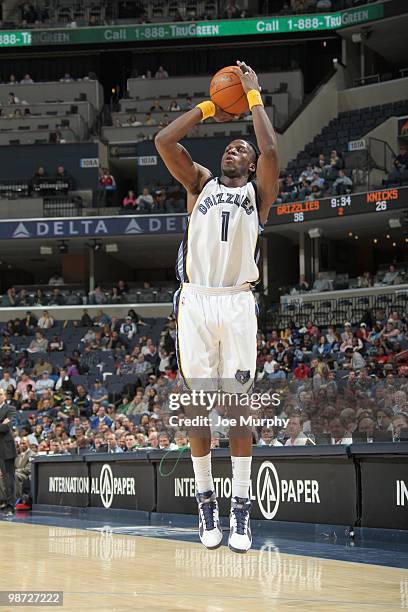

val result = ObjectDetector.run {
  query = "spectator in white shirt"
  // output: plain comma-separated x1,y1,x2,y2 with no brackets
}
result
263,354,279,376
136,187,154,212
168,99,181,112
38,310,54,329
158,348,170,373
310,171,325,189
20,74,34,84
284,415,308,446
35,371,55,396
381,265,401,286
48,273,64,286
27,332,48,353
312,272,331,292
299,164,314,183
89,286,107,305
329,417,352,445
107,433,124,453
0,371,16,391
141,339,155,356
257,427,282,447
332,170,353,195
60,73,74,82
158,432,177,450
120,316,137,339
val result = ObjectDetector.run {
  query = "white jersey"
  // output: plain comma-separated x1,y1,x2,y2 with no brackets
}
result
176,177,262,288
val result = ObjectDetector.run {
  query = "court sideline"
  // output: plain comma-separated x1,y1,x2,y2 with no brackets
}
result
0,515,407,611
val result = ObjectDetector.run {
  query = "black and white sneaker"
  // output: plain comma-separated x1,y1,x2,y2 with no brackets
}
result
228,496,252,553
2,506,15,517
196,490,223,550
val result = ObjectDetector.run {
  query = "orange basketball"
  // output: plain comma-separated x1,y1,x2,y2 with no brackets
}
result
210,66,249,116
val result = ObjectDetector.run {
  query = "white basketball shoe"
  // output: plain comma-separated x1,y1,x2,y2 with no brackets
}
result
196,490,223,550
228,496,252,553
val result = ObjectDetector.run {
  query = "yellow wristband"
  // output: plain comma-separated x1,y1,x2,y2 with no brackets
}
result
247,89,263,111
196,100,216,121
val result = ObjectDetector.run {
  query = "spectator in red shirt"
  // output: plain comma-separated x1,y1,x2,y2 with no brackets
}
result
356,322,369,342
294,362,311,379
375,346,390,364
99,168,115,188
306,320,319,337
98,167,116,206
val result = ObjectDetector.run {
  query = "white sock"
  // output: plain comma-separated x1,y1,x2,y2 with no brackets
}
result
191,452,214,494
231,456,252,499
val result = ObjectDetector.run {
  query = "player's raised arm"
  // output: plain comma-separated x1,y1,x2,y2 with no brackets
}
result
155,103,233,209
237,61,280,225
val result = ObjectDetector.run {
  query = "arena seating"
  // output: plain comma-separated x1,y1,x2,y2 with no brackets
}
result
273,288,408,328
101,121,256,143
0,81,101,147
0,81,103,112
286,100,408,179
0,282,178,306
5,0,380,30
0,102,96,127
126,71,302,118
0,114,88,141
118,92,287,126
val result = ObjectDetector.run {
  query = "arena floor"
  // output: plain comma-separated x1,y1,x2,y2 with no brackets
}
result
0,511,407,611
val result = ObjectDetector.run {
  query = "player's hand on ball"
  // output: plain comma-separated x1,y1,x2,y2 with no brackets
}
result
213,105,237,122
236,61,260,94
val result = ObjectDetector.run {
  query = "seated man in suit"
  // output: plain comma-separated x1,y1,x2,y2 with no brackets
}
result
0,436,34,508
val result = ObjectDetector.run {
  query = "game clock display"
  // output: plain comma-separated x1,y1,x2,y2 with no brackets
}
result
269,187,408,225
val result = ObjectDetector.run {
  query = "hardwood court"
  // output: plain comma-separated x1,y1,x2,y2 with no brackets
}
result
0,521,406,611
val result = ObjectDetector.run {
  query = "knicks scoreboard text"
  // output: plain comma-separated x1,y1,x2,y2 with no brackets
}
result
271,188,405,224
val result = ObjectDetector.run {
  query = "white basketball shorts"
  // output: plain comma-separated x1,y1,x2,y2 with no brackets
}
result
173,283,258,393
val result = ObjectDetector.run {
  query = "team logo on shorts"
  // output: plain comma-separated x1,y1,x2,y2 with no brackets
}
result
235,370,250,385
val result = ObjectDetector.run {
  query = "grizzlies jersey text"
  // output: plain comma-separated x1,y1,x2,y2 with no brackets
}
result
176,177,262,288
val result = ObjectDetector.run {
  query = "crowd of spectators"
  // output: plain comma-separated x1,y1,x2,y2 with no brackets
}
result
0,0,380,33
1,298,407,507
114,97,194,130
270,0,378,14
277,150,353,204
0,279,164,307
253,307,408,445
121,185,186,214
0,72,97,85
31,165,72,192
290,265,406,295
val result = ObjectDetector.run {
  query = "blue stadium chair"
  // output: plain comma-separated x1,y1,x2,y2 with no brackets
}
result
32,352,49,363
71,375,88,387
49,352,66,367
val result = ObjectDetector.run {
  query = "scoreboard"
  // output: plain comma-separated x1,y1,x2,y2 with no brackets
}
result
269,187,408,225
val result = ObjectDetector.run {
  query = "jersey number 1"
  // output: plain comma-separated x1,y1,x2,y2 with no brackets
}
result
221,211,230,242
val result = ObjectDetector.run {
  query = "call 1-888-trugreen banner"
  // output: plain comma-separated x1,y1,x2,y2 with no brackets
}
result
0,31,32,47
4,4,384,48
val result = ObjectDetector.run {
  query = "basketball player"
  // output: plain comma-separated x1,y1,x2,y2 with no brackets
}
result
155,61,279,553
